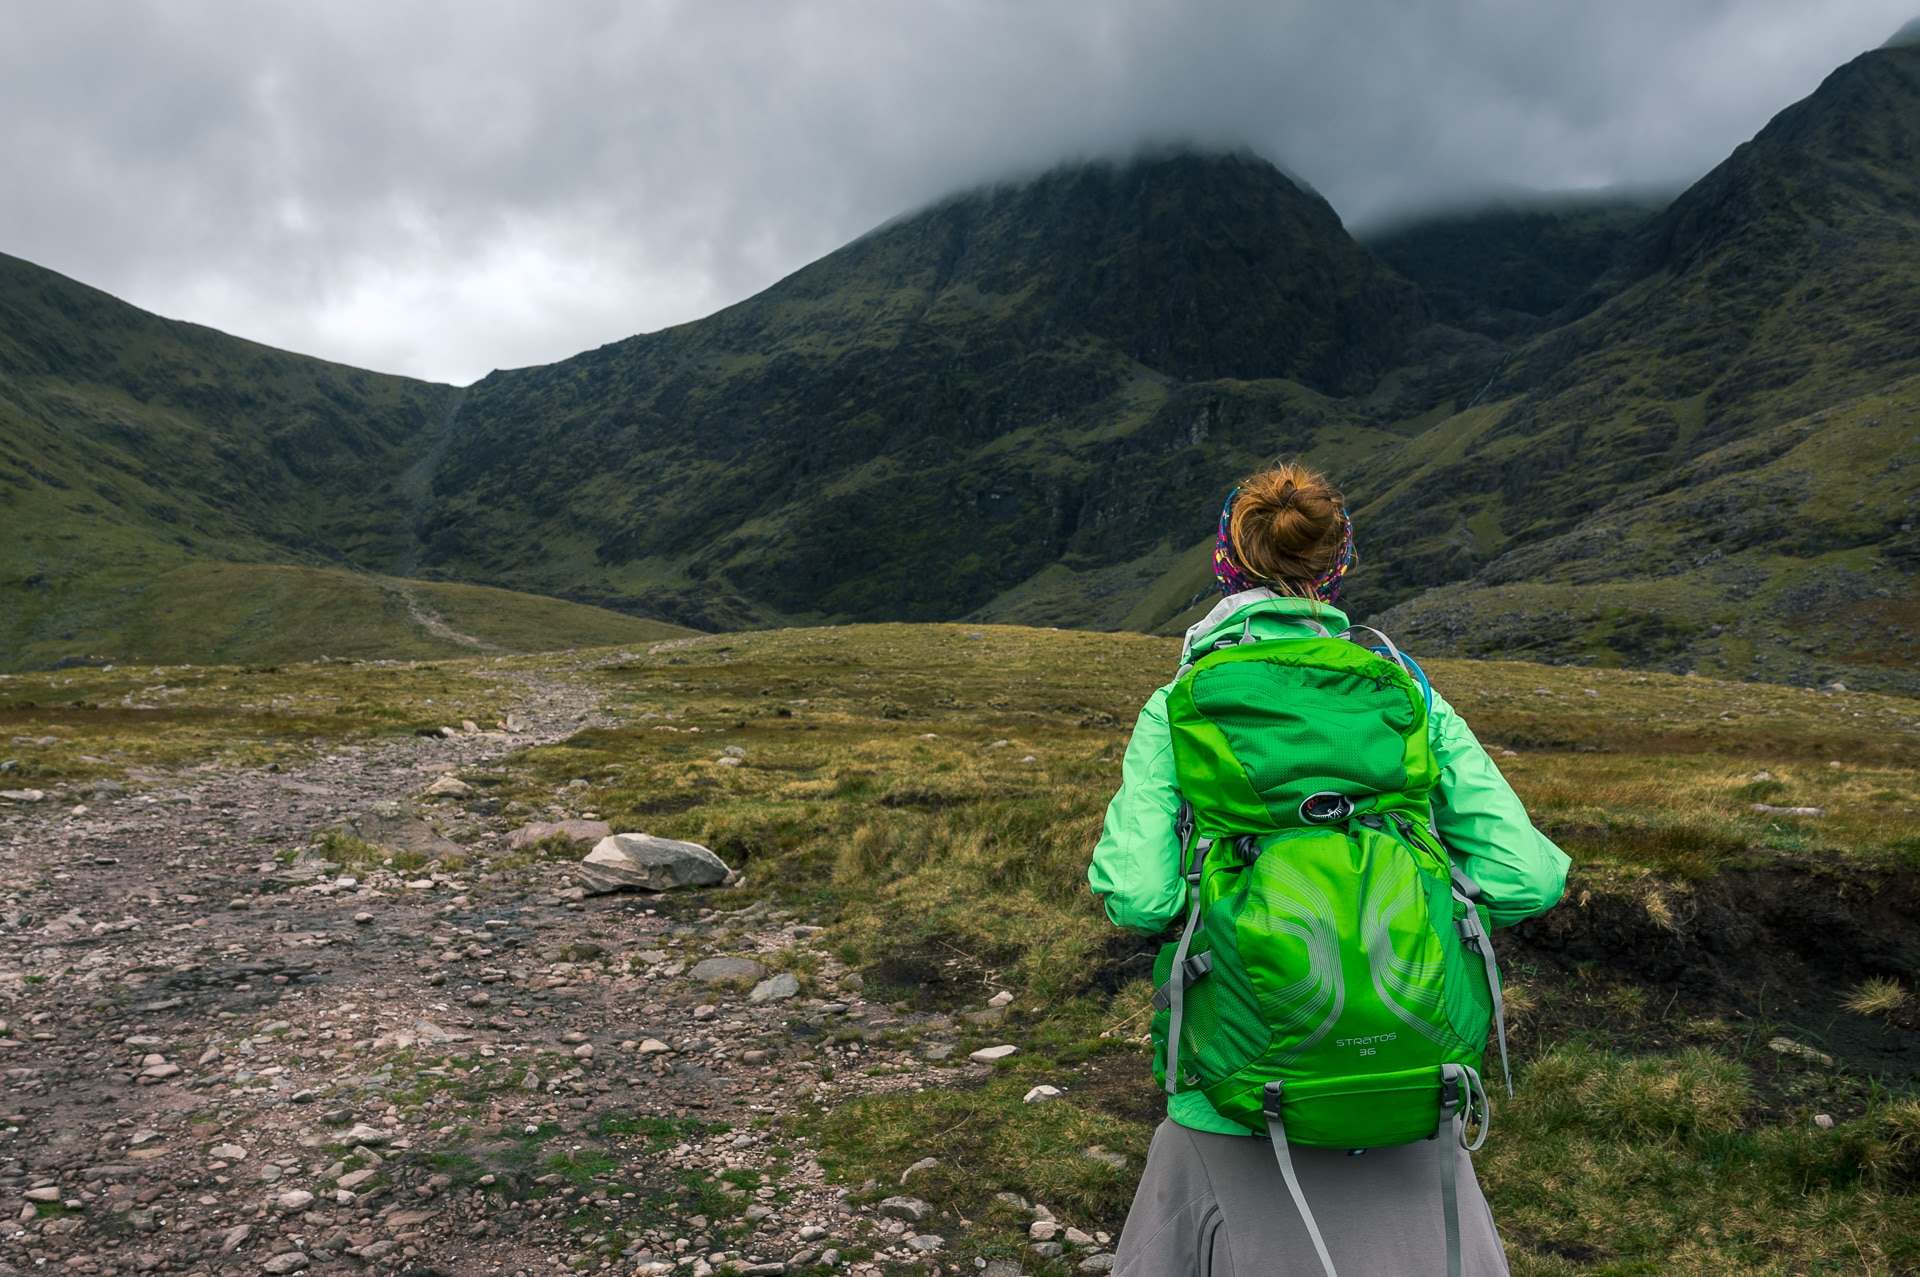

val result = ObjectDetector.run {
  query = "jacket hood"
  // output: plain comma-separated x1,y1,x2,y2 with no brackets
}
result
1179,589,1352,666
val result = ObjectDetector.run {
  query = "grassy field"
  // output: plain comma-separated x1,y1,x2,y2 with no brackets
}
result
7,623,1918,1273
0,649,514,783
475,625,1919,1276
1,559,690,672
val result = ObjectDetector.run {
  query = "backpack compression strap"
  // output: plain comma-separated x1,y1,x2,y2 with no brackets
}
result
1160,802,1211,1095
1451,869,1513,1097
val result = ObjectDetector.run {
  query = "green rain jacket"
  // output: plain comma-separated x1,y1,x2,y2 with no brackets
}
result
1088,590,1571,1136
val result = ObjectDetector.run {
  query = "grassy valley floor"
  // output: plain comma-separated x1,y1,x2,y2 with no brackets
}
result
2,625,1917,1274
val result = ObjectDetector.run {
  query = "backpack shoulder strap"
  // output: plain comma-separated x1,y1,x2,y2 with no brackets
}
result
1339,624,1433,713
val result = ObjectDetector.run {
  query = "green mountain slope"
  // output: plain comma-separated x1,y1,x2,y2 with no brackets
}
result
0,254,687,666
419,152,1430,626
3,37,1916,689
1364,193,1668,337
1358,39,1920,689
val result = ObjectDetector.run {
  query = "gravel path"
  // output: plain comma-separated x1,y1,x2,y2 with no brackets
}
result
0,661,1015,1276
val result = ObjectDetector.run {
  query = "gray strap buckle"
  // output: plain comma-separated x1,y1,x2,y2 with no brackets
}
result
1151,952,1214,1011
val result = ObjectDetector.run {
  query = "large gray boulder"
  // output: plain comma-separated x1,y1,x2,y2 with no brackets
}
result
577,833,730,895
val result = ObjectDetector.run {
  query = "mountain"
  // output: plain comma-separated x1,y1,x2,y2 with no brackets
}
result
1357,36,1920,687
2,35,1916,689
0,254,687,665
416,151,1429,628
1363,193,1667,337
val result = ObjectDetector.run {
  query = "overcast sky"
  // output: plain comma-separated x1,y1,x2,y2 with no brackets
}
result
3,1,1912,385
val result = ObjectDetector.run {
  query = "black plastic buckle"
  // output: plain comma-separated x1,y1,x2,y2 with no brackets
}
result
1262,1080,1285,1119
1299,792,1354,824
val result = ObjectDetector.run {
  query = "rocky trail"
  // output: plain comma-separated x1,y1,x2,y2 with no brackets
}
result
0,661,1079,1277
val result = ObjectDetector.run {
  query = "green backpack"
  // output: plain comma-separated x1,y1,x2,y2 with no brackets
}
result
1149,620,1510,1277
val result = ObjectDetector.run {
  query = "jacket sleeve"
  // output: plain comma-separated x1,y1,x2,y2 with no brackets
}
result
1427,686,1570,928
1087,686,1186,933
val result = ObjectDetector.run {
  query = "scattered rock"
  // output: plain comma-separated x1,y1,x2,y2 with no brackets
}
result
970,1044,1018,1063
1750,803,1825,817
988,990,1014,1008
690,956,768,986
421,775,472,798
506,818,612,849
332,802,464,859
750,972,800,1003
577,833,731,894
877,1196,932,1223
1768,1036,1836,1066
1023,1085,1063,1104
900,1156,940,1184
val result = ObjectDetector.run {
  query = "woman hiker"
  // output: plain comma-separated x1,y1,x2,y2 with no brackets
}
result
1088,463,1569,1277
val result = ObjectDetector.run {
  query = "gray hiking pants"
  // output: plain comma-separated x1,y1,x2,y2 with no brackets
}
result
1113,1121,1509,1277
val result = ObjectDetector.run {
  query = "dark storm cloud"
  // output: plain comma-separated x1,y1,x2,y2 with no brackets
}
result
2,0,1911,383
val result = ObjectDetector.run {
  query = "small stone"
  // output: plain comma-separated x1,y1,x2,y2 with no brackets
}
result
987,991,1014,1007
1080,1254,1116,1273
219,1223,252,1253
970,1044,1018,1063
1064,1227,1094,1247
1023,1085,1063,1104
276,1189,315,1212
506,819,612,849
1750,803,1825,817
638,1038,673,1055
211,1143,248,1162
901,1156,939,1184
1767,1036,1836,1066
262,1253,310,1274
1083,1145,1129,1170
690,956,767,986
750,973,800,1003
1814,1113,1836,1129
342,1123,394,1146
878,1195,932,1223
24,1186,61,1203
1029,1220,1059,1242
906,1234,944,1252
422,775,472,798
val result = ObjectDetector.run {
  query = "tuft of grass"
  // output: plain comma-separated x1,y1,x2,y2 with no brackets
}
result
1843,977,1910,1019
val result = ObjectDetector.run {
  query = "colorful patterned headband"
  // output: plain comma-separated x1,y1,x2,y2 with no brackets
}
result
1212,486,1357,602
